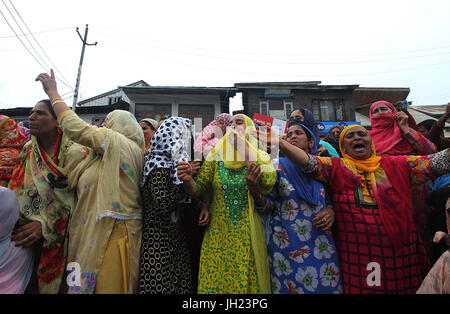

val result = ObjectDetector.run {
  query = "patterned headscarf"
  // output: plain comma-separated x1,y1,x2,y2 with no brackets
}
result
141,117,192,187
193,113,231,159
0,115,28,186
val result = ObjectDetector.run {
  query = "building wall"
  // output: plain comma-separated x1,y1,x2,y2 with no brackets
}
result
244,89,355,121
129,93,224,117
78,90,130,107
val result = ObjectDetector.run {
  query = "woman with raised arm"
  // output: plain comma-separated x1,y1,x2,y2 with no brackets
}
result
177,114,276,294
370,100,438,263
369,100,437,156
256,124,450,293
9,99,85,294
35,70,145,294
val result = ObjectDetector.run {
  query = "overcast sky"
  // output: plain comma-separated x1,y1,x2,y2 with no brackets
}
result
1,0,450,113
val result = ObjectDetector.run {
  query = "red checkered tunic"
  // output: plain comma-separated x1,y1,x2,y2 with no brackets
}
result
302,154,443,293
330,183,428,293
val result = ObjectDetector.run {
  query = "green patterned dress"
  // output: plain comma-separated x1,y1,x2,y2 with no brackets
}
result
194,160,276,294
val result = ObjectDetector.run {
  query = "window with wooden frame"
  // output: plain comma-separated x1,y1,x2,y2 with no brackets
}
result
259,99,293,120
311,99,345,121
178,104,215,129
135,104,172,122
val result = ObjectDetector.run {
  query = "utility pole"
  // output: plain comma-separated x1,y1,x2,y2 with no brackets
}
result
73,24,97,111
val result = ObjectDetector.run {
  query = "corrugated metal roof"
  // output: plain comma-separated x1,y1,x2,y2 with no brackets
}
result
408,107,450,127
353,87,410,109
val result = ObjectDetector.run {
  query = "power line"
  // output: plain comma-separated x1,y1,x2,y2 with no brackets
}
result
101,41,450,79
1,1,51,68
92,29,450,66
0,42,78,52
94,31,450,65
0,26,72,39
5,0,73,90
0,7,48,71
93,24,450,58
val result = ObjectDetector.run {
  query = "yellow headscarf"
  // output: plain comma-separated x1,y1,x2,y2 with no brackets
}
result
206,113,275,293
206,114,272,174
339,125,381,174
338,125,382,198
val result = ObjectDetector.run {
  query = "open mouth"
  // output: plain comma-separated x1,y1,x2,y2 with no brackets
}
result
352,143,366,153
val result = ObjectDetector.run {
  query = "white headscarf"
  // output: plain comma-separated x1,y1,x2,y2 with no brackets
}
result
141,117,192,187
0,186,34,294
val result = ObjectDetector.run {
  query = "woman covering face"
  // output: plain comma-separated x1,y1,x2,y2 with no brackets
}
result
369,100,436,156
138,117,195,294
177,113,277,294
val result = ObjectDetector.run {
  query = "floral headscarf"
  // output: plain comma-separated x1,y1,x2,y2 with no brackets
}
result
0,115,28,186
193,113,231,159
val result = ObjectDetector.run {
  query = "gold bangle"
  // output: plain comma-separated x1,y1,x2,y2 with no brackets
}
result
51,98,65,106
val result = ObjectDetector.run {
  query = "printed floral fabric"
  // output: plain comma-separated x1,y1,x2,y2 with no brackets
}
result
266,159,343,294
417,250,450,294
57,110,144,294
9,133,85,294
194,160,276,293
0,115,28,187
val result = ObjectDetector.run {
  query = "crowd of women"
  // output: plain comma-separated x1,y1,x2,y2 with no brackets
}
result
0,69,449,294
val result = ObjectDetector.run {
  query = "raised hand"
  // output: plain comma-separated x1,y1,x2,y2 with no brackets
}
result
394,111,410,134
35,69,58,97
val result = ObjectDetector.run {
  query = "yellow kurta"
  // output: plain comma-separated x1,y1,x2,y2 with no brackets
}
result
58,110,144,294
195,159,276,294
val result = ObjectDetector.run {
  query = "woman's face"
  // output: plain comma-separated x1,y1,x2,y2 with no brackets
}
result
341,126,373,160
330,127,341,137
371,103,393,117
290,110,304,121
139,122,156,145
286,125,313,152
417,125,428,135
28,102,58,137
230,114,246,136
216,116,228,131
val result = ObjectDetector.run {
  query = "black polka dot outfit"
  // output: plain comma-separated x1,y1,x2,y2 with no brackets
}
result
138,117,193,294
138,168,193,294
